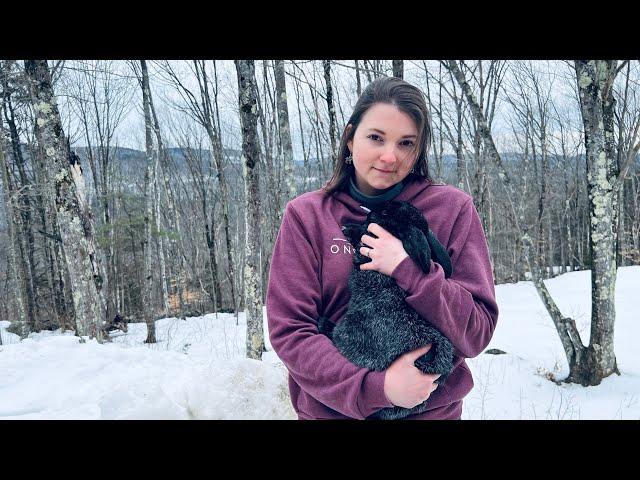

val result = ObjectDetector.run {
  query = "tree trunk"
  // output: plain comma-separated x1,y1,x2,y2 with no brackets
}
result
392,60,404,79
0,130,28,336
153,142,169,315
616,182,625,266
323,60,338,162
274,60,297,202
355,60,362,96
292,69,309,191
24,60,106,342
235,60,265,360
571,60,620,385
139,60,157,343
152,116,184,315
445,59,616,386
2,62,39,330
205,218,222,310
196,61,237,313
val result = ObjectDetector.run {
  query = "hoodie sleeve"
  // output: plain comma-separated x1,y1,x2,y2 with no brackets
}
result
390,197,499,358
266,202,394,419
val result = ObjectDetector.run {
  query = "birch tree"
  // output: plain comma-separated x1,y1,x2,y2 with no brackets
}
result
137,59,158,343
0,126,28,336
572,60,633,384
444,58,634,386
23,60,106,341
1,60,39,330
235,59,264,360
273,60,296,202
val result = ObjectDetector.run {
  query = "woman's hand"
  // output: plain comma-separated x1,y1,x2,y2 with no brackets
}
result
383,344,440,409
358,223,408,276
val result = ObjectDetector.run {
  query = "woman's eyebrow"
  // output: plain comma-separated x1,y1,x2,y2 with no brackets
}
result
367,128,417,138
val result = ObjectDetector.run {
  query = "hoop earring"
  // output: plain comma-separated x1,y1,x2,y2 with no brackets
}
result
345,154,353,164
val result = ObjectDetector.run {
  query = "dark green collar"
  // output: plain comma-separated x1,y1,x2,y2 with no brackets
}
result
348,175,405,210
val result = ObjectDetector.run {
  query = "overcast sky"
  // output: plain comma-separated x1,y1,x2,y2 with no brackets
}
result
53,60,634,160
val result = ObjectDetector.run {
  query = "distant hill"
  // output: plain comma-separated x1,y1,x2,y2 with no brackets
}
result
17,144,587,183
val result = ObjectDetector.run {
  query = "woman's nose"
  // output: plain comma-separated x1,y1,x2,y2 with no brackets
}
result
379,148,397,165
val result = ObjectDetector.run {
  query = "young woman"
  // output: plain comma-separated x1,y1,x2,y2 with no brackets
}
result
266,76,499,420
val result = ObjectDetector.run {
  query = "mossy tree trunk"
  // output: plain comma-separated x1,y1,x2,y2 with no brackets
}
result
446,59,625,386
235,60,265,360
23,60,105,342
571,60,621,385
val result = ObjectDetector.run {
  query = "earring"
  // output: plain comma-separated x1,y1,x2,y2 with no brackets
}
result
345,154,353,164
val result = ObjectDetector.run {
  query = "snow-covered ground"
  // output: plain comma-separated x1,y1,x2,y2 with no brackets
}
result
1,266,639,420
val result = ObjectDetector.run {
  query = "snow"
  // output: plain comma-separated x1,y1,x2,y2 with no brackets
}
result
1,266,639,420
462,266,640,420
0,314,295,420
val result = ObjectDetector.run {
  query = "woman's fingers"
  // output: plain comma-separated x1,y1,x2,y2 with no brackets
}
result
405,344,432,362
360,233,378,247
367,223,388,237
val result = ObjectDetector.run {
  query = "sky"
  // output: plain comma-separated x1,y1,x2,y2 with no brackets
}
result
52,60,604,161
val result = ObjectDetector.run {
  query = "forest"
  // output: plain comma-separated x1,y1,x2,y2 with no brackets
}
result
1,60,638,387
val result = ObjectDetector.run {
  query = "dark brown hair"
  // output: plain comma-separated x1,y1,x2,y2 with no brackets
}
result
323,76,433,195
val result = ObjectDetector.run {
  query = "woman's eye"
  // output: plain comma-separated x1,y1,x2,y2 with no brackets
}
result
367,134,382,142
400,140,415,148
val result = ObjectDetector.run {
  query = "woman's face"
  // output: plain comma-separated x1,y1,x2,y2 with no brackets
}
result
347,102,419,196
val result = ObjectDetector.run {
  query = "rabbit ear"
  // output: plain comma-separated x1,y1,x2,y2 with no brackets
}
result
403,226,432,274
395,201,453,278
407,206,431,237
426,230,453,278
393,201,431,239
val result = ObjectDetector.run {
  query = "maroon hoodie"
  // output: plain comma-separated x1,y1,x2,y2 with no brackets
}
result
266,176,499,420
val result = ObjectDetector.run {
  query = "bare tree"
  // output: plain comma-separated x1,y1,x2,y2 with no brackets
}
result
444,58,638,386
612,62,640,266
421,60,470,190
503,61,556,274
1,60,39,330
571,60,635,384
65,60,134,323
323,60,338,161
23,60,106,341
392,59,404,79
235,59,264,360
274,60,296,202
137,59,159,343
157,61,237,313
0,123,27,336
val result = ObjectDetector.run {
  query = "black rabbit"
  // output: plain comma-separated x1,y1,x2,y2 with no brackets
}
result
318,201,454,420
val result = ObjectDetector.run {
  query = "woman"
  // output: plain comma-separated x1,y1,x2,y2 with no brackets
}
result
266,76,499,420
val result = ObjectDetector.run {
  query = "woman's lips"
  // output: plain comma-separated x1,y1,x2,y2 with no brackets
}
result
373,167,394,173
